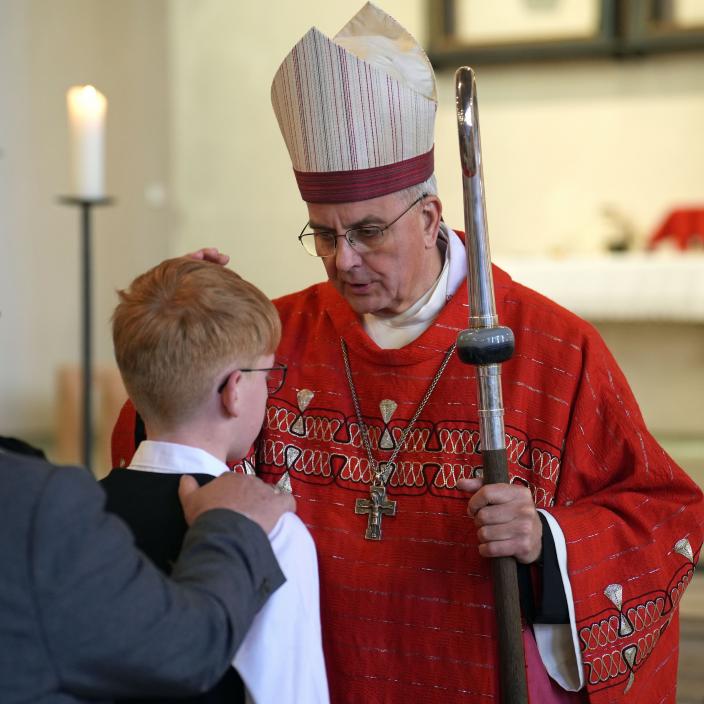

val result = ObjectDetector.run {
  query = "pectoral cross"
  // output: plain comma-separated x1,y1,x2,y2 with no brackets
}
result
355,485,396,540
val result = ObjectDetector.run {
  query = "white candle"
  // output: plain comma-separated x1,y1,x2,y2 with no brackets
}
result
66,85,107,199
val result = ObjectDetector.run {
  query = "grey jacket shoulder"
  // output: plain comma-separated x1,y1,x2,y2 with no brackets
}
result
0,454,284,704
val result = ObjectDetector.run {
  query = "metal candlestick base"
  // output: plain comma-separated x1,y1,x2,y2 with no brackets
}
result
58,196,114,472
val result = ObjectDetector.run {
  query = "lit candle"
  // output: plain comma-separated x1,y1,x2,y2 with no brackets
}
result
66,85,107,199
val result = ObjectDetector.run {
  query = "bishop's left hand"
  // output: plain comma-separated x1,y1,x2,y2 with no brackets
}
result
457,478,542,565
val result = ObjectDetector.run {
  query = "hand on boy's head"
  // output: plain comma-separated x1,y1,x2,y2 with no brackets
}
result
185,247,230,266
178,473,296,534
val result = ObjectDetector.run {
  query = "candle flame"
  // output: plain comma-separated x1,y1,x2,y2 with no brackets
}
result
67,85,107,114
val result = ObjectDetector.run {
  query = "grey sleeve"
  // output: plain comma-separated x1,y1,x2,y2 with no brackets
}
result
32,466,284,700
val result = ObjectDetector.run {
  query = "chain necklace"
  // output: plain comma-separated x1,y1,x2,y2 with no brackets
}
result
340,338,456,540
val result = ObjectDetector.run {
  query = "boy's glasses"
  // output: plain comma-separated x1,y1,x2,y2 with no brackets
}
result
218,363,287,395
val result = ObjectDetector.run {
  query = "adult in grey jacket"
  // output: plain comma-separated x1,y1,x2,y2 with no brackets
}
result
0,452,292,703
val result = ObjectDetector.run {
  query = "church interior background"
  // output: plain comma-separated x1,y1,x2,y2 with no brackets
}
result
1,1,703,700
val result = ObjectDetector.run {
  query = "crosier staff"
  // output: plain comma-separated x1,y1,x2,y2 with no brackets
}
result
455,66,528,704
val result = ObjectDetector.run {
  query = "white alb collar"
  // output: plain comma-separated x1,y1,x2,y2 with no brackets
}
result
129,440,229,478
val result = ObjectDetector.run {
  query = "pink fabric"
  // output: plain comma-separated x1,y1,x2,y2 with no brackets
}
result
524,628,585,703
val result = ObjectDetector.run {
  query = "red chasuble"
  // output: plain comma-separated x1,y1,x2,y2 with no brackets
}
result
112,263,703,704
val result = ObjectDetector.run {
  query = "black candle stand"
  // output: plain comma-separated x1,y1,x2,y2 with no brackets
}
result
58,196,114,472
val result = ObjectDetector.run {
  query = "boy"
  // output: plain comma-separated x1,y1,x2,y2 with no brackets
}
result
102,257,329,704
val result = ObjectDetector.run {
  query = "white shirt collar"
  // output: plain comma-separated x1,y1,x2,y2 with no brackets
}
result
129,440,229,478
362,225,467,349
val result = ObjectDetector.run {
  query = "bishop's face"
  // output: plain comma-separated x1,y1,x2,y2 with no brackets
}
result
306,192,443,317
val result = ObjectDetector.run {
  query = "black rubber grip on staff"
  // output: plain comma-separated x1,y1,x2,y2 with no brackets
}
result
457,327,515,365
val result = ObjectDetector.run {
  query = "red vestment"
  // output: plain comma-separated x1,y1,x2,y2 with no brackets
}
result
112,263,703,704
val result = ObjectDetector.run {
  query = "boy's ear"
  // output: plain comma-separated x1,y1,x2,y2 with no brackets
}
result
219,370,242,418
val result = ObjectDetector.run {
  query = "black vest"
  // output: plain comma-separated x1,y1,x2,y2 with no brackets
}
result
101,469,246,704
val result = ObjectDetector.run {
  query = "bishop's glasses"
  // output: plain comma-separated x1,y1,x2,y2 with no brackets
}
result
298,194,427,257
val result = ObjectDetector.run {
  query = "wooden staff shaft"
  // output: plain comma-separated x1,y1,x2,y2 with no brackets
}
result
455,67,528,704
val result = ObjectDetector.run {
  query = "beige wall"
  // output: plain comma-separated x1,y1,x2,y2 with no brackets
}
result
167,0,428,296
169,0,704,281
435,55,704,255
1,0,703,464
0,0,171,442
167,0,704,448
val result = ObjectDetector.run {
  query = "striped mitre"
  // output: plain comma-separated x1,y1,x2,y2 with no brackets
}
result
271,2,437,203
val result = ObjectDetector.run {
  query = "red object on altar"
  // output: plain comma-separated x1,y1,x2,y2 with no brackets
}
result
648,207,704,250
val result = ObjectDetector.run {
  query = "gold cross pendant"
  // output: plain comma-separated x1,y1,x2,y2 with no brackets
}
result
355,485,397,540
